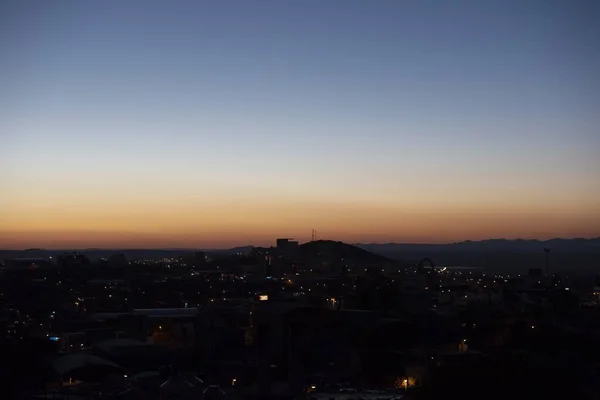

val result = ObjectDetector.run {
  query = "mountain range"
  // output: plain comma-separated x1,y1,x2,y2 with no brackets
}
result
355,238,600,254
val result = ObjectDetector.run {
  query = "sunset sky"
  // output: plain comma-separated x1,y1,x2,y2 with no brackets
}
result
1,1,599,249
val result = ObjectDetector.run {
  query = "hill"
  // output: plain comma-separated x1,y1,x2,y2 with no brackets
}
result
299,240,396,266
356,238,600,253
356,238,600,272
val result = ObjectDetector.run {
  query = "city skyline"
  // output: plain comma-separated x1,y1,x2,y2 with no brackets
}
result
2,1,599,249
1,235,600,251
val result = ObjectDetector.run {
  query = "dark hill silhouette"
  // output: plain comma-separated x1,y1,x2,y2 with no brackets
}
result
356,237,600,253
356,238,600,272
1,238,598,271
299,240,396,265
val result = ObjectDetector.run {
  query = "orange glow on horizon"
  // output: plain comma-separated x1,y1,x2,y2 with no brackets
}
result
2,0,599,251
1,197,598,249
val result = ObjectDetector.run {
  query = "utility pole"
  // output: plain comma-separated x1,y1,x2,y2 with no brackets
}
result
544,248,551,277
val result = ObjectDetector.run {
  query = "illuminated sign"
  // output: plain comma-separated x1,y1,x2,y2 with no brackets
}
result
259,295,269,301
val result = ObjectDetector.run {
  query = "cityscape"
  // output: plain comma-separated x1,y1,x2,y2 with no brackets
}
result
2,1,599,399
2,236,600,399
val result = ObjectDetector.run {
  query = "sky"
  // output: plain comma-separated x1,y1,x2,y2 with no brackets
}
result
1,0,599,249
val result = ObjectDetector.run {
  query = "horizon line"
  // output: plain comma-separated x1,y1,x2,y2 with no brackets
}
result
2,236,599,252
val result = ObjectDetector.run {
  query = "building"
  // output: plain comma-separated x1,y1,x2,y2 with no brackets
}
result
276,238,299,256
193,251,206,268
108,253,128,268
264,256,273,279
3,258,55,270
57,252,90,269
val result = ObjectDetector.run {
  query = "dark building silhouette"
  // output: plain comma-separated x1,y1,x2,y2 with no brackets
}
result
528,268,543,278
108,253,128,268
57,252,90,269
264,255,273,279
4,257,55,270
194,251,206,268
276,238,298,256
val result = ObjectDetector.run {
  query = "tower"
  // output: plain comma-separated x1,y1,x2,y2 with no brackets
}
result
544,248,551,277
265,255,273,279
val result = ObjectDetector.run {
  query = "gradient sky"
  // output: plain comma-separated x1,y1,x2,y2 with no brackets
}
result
1,0,599,249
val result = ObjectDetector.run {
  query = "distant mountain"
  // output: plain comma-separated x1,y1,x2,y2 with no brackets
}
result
0,246,255,262
356,238,600,254
354,238,600,272
0,242,393,265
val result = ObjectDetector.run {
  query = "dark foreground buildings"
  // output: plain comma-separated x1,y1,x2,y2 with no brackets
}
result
1,239,599,399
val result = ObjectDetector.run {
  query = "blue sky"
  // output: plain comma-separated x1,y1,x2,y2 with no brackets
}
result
1,0,599,247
